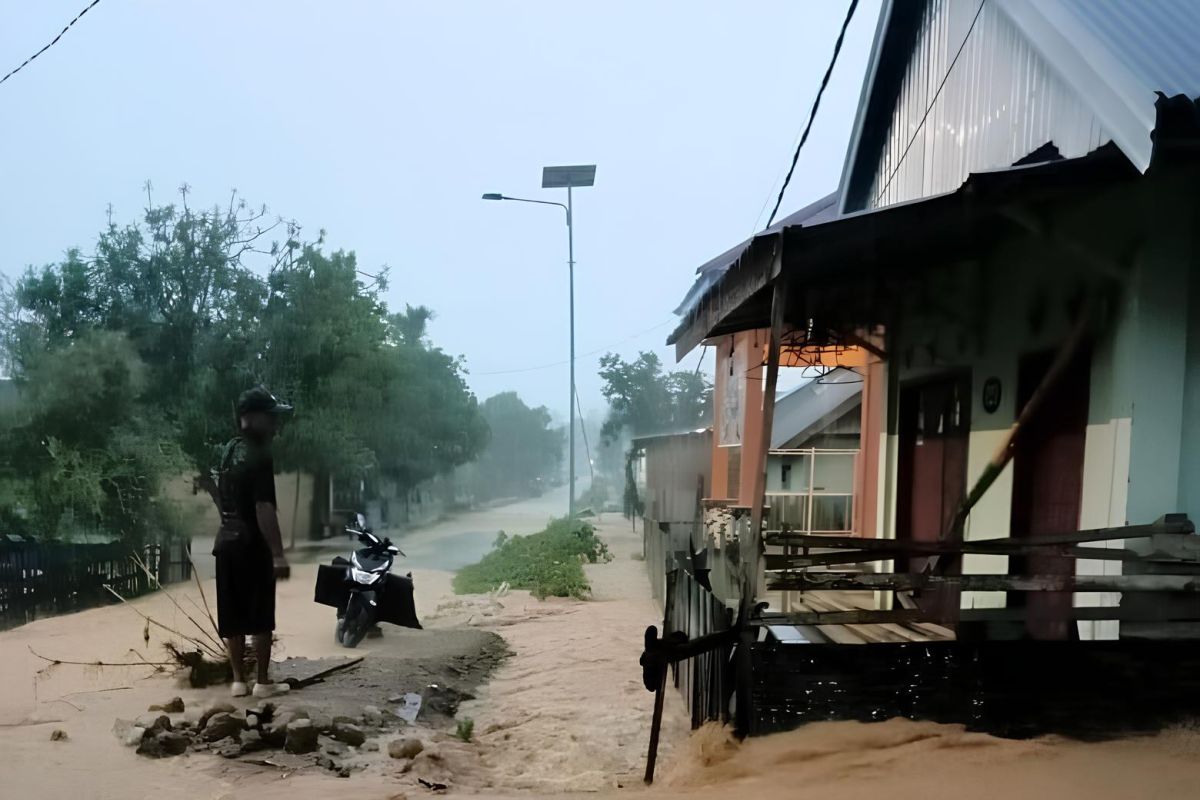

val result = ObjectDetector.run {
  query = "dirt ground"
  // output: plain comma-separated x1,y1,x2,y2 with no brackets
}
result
6,494,1200,799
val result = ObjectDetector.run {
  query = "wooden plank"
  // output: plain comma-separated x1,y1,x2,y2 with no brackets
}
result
790,596,869,644
769,572,1200,593
760,605,1200,626
764,544,1140,570
764,519,1193,553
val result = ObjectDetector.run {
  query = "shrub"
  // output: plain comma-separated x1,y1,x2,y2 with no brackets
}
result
453,517,612,599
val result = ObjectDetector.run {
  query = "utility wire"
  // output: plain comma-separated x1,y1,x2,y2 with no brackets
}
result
0,0,103,88
574,387,595,485
763,0,860,229
873,0,986,206
472,318,676,376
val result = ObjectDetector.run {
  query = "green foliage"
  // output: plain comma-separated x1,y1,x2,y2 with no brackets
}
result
454,717,475,742
453,517,612,599
0,331,188,543
0,187,488,543
597,351,711,443
461,391,562,502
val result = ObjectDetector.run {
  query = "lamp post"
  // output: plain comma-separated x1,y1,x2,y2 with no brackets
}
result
483,164,595,518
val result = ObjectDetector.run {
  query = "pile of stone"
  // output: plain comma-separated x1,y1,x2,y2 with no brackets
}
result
115,697,409,777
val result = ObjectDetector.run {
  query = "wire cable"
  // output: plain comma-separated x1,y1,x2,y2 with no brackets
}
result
0,0,103,88
763,0,860,229
574,387,595,485
872,0,986,206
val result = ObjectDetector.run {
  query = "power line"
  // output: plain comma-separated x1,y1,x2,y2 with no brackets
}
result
873,0,986,206
574,387,595,485
763,0,860,229
0,0,103,88
471,318,676,376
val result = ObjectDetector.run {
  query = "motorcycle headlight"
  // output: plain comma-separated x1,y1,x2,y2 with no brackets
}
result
350,567,377,585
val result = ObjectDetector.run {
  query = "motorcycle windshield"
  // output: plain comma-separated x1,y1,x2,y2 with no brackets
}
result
355,550,391,572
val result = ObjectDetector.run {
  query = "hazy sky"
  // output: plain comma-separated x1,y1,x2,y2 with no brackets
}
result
0,0,881,418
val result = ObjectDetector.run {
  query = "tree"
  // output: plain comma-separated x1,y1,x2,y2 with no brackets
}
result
464,392,563,501
0,331,187,543
0,185,488,541
597,351,712,442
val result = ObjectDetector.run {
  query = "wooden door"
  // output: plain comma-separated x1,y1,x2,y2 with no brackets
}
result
1010,349,1090,640
897,375,971,613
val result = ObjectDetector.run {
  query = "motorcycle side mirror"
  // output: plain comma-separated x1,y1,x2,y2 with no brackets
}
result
356,512,367,529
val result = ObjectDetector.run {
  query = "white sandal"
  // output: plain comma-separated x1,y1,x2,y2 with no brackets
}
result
252,682,291,698
230,681,249,698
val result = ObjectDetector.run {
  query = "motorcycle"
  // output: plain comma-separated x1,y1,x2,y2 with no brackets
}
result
313,512,422,648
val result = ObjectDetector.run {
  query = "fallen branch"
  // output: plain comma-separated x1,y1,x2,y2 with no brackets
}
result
185,548,222,641
61,686,132,698
29,646,173,669
130,552,225,654
100,585,224,660
284,657,365,690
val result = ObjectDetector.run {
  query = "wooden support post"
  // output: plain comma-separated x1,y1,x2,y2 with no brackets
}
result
644,664,668,784
746,277,789,608
735,276,788,738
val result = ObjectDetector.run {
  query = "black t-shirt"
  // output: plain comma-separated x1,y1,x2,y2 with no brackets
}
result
223,438,277,548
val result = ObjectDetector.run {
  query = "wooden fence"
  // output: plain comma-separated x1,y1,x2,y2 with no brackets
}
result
664,567,734,729
0,538,192,630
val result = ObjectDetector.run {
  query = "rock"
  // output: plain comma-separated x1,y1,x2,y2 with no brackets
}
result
330,722,366,747
199,702,236,729
239,729,265,754
158,731,190,756
245,713,259,729
202,712,244,742
323,738,350,756
363,740,380,752
388,737,424,760
214,736,242,758
284,719,319,754
248,702,276,722
332,715,358,728
138,714,174,734
136,735,165,758
262,718,290,747
362,705,383,725
136,731,188,758
149,697,184,713
50,729,68,742
309,712,333,733
126,726,148,747
112,719,134,744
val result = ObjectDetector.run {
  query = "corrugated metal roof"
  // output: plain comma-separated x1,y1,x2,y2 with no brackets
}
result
983,0,1200,172
840,0,1200,211
771,367,862,449
673,192,839,318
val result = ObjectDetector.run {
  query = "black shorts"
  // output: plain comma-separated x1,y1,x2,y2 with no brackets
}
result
214,546,276,637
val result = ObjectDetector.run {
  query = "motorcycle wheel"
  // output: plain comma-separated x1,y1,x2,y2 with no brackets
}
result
340,602,371,649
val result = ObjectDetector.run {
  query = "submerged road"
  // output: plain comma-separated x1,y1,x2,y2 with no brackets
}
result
384,484,570,572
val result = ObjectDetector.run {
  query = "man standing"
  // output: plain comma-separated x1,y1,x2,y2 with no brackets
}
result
213,386,293,698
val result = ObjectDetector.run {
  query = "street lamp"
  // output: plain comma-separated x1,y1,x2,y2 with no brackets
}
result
483,164,596,518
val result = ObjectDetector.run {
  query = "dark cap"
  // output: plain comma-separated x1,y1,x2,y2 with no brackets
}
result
237,386,294,416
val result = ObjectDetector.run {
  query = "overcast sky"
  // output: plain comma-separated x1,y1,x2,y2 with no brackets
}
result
0,0,881,417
